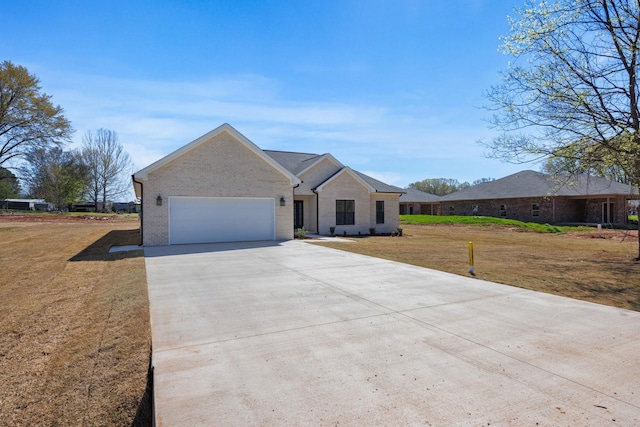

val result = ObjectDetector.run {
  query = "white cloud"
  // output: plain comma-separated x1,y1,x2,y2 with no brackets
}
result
35,67,525,186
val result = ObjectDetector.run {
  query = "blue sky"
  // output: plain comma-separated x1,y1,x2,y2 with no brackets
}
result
1,0,534,191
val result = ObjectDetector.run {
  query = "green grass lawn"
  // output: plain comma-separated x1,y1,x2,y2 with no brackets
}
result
399,214,590,233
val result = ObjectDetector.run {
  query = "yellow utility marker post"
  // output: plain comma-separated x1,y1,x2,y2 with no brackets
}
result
468,242,475,276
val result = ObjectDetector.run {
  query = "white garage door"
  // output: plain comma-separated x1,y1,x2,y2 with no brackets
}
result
169,197,275,244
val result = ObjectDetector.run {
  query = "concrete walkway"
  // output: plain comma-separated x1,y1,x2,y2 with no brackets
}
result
144,240,640,426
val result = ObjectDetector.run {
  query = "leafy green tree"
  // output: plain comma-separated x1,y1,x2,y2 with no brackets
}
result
23,148,88,210
0,60,73,167
408,178,470,196
471,177,495,186
0,167,20,199
483,0,640,259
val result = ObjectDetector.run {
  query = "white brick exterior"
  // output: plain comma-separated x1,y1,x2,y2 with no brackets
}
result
140,131,295,246
295,157,342,195
370,193,401,234
134,124,403,245
316,172,400,236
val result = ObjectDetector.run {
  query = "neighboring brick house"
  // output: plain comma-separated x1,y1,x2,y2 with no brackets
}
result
399,188,441,215
438,170,637,224
132,123,403,246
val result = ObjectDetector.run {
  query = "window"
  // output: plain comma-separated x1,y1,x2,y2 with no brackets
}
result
472,205,479,215
500,204,507,217
449,206,455,215
532,203,540,217
336,200,355,225
376,201,384,224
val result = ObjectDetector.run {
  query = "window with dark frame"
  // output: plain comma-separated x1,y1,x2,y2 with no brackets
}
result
336,200,355,225
376,200,384,224
532,203,540,217
449,206,455,215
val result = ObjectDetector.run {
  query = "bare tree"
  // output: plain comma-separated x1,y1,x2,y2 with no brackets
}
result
483,0,640,259
81,129,132,212
0,61,72,168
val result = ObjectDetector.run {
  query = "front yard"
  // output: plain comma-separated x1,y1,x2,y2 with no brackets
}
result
0,216,151,426
1,214,639,426
316,220,640,311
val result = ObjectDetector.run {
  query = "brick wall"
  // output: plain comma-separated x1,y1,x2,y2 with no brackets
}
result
441,196,629,224
296,157,341,195
315,172,400,235
141,132,294,246
317,172,372,236
369,194,400,234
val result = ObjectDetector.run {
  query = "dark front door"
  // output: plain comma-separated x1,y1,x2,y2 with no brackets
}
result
294,200,304,229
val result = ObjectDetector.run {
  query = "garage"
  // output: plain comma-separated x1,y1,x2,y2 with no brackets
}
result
169,197,275,244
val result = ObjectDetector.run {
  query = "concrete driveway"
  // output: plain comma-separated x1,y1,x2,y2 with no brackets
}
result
144,240,640,426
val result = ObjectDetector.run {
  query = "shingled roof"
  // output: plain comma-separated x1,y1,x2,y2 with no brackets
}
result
440,170,636,201
400,188,442,203
264,150,404,194
262,150,328,175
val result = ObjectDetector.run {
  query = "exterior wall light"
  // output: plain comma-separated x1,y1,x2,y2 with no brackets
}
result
280,196,286,206
156,195,163,206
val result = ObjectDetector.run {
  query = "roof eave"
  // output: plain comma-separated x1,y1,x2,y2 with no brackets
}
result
315,167,376,193
132,123,301,186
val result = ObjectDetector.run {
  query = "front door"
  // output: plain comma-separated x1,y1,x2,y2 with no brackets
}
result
294,200,304,229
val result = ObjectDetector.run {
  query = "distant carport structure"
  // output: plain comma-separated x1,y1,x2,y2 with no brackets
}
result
399,188,441,215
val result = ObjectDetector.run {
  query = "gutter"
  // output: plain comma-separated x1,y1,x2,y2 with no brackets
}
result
312,189,319,234
132,175,144,246
292,183,300,234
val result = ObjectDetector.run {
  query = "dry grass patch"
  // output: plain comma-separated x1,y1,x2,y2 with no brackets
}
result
0,218,151,426
315,223,640,311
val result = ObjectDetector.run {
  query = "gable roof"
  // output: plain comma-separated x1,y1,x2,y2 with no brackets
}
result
353,171,405,194
264,150,404,194
400,188,442,203
310,167,404,193
314,167,376,192
263,150,343,175
132,123,403,197
440,170,636,201
132,123,301,184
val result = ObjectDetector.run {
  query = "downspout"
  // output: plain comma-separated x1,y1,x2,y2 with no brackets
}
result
292,183,300,233
132,175,144,246
312,189,319,234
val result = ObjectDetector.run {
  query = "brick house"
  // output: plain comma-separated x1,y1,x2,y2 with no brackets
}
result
132,123,403,246
399,188,441,215
438,170,637,224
